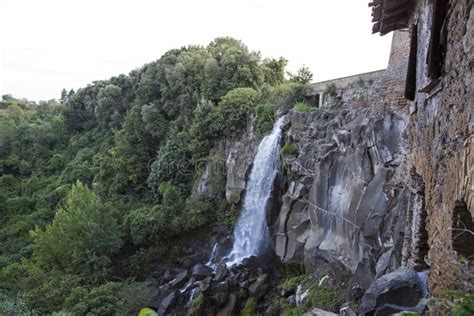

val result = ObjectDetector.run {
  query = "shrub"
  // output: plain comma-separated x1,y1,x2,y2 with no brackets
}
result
357,76,366,88
293,102,314,113
241,297,258,316
281,274,311,290
303,284,340,312
147,133,191,199
192,293,205,313
63,282,130,315
276,284,341,315
325,83,337,96
281,142,297,157
208,151,227,198
0,293,39,316
263,82,305,109
425,291,474,316
126,206,171,244
254,104,276,138
213,87,258,138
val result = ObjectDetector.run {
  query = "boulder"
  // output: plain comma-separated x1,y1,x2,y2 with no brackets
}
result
303,308,338,316
169,270,189,289
248,273,268,298
216,293,238,316
295,285,309,307
361,268,426,315
162,269,173,283
214,263,228,282
199,276,213,292
192,263,214,280
287,294,297,307
151,291,177,315
339,301,360,316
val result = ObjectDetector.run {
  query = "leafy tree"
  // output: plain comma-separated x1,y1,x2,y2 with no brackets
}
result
289,65,313,84
147,132,191,198
31,181,123,282
213,87,258,137
262,57,288,85
63,282,129,316
95,84,124,128
204,37,263,102
140,103,168,139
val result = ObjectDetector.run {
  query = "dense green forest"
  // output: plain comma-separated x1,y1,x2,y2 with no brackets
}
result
0,37,309,315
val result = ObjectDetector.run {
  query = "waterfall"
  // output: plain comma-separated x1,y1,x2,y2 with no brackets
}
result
226,116,285,266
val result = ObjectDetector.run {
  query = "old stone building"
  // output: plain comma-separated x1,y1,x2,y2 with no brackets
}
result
371,0,473,296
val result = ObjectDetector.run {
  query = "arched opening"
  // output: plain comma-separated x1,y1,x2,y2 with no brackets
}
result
452,200,474,259
409,168,430,271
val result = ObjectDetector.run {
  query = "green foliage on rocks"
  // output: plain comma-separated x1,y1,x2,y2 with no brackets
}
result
293,101,315,112
254,104,277,138
281,274,311,290
325,83,337,96
241,297,258,316
281,142,298,157
192,293,205,313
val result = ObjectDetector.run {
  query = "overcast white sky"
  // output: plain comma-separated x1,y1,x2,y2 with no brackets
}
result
0,0,392,101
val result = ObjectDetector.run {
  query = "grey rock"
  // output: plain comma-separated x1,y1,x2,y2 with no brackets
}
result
216,293,238,316
192,263,213,280
361,268,425,315
214,263,228,282
295,285,308,307
303,308,338,316
162,269,173,282
248,273,268,298
274,110,408,281
152,291,177,316
287,294,297,307
199,276,212,292
339,301,360,316
226,137,256,204
169,270,189,289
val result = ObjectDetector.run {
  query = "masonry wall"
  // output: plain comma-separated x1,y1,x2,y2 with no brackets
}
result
305,30,410,109
403,0,473,296
378,30,411,107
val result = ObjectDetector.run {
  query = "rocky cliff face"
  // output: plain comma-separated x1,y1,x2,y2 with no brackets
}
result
273,108,410,288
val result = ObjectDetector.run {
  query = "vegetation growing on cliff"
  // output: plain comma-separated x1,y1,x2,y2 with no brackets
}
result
0,37,308,313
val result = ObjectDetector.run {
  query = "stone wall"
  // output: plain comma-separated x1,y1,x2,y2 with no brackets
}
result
403,0,473,296
306,70,385,95
378,30,411,107
305,30,410,110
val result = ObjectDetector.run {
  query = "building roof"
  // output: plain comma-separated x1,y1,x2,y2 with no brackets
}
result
370,0,412,35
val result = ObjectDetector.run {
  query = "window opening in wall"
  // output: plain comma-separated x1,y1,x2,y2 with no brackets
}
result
451,200,474,259
427,0,448,80
405,24,418,101
314,94,320,108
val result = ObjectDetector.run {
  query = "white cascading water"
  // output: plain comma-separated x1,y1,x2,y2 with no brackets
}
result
225,116,285,266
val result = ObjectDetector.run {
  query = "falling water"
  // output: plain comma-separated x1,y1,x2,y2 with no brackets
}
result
205,243,219,269
226,116,285,266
